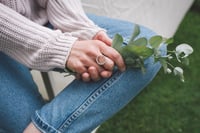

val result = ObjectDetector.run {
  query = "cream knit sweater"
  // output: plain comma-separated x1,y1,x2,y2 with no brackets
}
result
0,0,102,71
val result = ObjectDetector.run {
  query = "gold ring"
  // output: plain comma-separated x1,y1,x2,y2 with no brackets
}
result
96,55,106,65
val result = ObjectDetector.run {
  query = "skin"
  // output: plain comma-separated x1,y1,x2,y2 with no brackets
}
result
68,31,126,82
24,31,126,133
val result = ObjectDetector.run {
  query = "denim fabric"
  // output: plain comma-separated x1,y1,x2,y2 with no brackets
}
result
0,14,166,133
32,15,166,133
0,53,45,133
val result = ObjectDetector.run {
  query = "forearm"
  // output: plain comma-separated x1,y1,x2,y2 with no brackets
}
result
0,4,77,71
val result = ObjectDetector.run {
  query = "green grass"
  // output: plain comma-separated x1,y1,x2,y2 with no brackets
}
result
98,5,200,133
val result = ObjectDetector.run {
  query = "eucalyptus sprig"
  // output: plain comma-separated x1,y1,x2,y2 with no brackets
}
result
112,24,193,82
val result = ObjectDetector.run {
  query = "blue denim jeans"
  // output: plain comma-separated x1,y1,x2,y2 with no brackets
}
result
0,14,166,133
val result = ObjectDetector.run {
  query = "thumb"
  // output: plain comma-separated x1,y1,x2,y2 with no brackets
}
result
93,31,112,46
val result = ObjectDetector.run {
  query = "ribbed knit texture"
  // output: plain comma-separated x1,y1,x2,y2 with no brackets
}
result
0,0,103,71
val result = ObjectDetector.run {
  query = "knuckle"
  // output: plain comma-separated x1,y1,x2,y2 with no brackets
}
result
75,64,86,74
106,60,114,70
109,60,115,66
112,52,121,60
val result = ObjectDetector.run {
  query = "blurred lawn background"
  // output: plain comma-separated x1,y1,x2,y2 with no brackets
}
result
98,1,200,133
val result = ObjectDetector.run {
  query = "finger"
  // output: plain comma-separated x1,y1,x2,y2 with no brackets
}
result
81,72,91,82
100,46,126,72
93,31,112,46
100,70,112,78
67,59,87,74
103,57,114,71
83,57,104,74
100,34,112,46
88,66,101,81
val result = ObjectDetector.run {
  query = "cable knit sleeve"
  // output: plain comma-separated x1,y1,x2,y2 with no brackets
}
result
46,0,105,40
0,3,77,71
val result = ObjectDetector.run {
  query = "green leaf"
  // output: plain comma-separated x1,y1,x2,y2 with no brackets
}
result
122,45,153,58
149,35,163,48
128,37,148,46
112,34,123,51
125,57,136,65
164,37,174,45
124,56,145,70
129,24,140,42
159,58,168,73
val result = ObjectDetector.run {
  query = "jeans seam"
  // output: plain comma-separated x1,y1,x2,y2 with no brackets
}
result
32,111,61,133
58,71,122,132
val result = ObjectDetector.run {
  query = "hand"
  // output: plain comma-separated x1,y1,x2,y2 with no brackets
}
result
75,66,113,82
66,39,125,82
93,31,112,46
76,31,114,82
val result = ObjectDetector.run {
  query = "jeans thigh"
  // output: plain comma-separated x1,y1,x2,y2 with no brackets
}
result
0,52,45,133
32,15,166,133
87,14,156,43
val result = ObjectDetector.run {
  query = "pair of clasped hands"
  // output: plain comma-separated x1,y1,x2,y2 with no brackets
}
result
66,31,126,82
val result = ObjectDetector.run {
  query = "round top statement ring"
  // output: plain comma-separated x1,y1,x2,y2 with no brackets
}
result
96,55,106,65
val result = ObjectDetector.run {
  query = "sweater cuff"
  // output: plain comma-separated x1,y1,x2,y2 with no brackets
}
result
46,32,78,70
